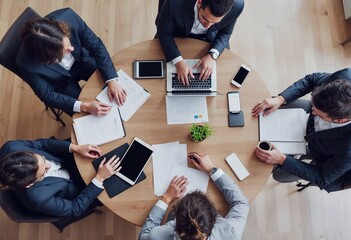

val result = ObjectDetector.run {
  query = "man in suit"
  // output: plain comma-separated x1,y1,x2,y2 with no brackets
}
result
156,0,244,85
0,138,121,217
252,68,351,192
138,152,249,240
16,8,126,116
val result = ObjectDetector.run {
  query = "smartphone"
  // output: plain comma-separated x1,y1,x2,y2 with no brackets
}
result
116,137,154,185
231,64,250,88
228,91,241,113
228,112,245,127
133,60,165,79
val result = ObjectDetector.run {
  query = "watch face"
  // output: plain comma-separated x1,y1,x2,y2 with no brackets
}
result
211,52,218,60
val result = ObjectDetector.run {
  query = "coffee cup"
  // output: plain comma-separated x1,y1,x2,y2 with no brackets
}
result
258,140,272,151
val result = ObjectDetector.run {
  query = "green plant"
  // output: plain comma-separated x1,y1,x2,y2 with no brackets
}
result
189,123,214,142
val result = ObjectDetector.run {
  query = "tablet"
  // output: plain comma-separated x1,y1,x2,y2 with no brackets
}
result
133,60,165,79
116,137,154,185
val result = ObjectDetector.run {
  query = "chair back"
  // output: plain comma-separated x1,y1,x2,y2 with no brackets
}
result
0,7,40,78
0,189,59,223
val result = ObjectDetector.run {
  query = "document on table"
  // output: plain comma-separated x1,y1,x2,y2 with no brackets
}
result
165,96,208,124
259,108,309,154
170,164,209,194
96,69,150,122
152,142,188,196
73,107,125,145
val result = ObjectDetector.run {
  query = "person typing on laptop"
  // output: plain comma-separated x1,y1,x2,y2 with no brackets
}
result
156,0,244,85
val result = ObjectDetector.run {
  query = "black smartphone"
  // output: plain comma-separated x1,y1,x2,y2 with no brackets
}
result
231,64,250,88
133,60,165,79
228,112,245,127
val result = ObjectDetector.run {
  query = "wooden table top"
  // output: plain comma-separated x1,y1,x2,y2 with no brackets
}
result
72,38,272,226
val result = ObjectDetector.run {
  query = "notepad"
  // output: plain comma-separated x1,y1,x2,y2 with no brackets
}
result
259,108,309,154
73,107,125,145
96,69,150,122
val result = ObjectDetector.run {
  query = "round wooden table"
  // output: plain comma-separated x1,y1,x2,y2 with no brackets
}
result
72,38,272,226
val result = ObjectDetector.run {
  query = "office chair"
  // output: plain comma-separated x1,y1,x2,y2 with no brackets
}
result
0,189,102,232
0,7,65,127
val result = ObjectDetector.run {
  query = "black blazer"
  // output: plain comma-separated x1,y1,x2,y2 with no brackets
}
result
0,138,103,217
279,68,351,192
156,0,244,62
16,8,117,114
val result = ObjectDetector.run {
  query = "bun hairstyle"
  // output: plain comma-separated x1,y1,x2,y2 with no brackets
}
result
174,191,217,240
0,152,39,190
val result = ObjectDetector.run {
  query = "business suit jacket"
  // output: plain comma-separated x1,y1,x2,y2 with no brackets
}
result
157,0,244,62
0,138,103,217
138,172,249,240
278,68,351,192
16,8,117,114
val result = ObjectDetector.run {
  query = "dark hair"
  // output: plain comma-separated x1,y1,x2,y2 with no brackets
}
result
312,79,351,120
174,191,217,240
21,18,70,64
0,152,39,190
201,0,234,17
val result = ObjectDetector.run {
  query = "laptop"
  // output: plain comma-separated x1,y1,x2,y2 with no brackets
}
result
166,59,218,96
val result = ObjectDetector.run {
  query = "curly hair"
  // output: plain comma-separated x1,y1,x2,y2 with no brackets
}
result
21,17,71,64
312,79,351,120
0,151,39,190
200,0,234,17
174,191,217,240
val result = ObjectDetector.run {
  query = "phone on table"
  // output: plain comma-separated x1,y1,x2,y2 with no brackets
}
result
227,91,244,127
231,64,250,88
133,60,165,79
116,137,154,185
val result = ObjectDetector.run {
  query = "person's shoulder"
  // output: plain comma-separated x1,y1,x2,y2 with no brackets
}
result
46,7,80,21
0,140,25,158
232,0,245,11
330,68,351,81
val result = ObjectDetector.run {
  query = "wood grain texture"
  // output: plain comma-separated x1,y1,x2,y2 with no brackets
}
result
1,0,351,239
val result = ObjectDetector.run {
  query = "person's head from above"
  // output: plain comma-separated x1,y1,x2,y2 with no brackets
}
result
173,191,217,240
311,79,351,123
197,0,234,29
0,152,51,190
21,18,74,64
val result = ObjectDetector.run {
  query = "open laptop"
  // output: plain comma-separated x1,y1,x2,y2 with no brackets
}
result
166,59,218,96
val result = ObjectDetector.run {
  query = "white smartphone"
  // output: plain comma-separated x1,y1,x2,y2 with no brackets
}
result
227,91,241,113
116,137,154,185
133,60,165,79
231,64,251,88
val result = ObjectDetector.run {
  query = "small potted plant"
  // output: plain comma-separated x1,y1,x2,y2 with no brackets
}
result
189,123,214,142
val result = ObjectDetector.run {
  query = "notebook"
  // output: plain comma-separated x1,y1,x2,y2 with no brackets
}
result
92,143,146,198
166,59,217,97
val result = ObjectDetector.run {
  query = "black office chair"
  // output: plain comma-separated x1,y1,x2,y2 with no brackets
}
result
0,7,65,127
0,189,102,232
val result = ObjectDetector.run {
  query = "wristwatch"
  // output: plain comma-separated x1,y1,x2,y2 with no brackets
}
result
209,51,218,60
209,167,218,176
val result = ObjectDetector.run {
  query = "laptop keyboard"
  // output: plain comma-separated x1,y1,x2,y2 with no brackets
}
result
172,73,212,89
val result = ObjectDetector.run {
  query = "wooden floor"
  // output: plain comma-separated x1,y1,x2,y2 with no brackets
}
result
1,0,351,239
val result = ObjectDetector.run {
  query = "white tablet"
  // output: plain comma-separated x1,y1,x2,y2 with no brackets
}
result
116,137,154,185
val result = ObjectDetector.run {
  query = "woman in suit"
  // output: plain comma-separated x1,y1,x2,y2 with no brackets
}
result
0,138,121,217
16,8,126,116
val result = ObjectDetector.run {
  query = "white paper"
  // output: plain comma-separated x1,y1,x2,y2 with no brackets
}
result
152,142,188,196
73,107,125,145
271,141,306,155
96,69,150,122
170,164,209,195
166,96,208,124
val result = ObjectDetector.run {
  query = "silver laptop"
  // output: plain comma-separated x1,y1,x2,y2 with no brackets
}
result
166,59,217,96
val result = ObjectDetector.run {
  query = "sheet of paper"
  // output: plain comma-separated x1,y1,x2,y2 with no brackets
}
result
166,96,208,124
272,141,306,155
73,107,125,145
152,142,188,196
96,69,150,122
259,108,307,142
169,164,209,195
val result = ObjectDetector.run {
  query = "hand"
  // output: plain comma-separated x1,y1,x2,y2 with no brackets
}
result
175,60,194,86
81,101,111,116
194,54,214,80
70,144,102,158
255,145,287,165
95,155,122,182
107,80,127,106
251,96,286,117
162,176,188,204
188,152,214,173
